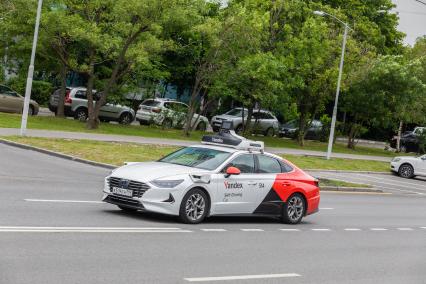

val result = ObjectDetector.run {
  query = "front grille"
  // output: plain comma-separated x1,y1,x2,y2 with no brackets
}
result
104,195,144,209
108,177,150,198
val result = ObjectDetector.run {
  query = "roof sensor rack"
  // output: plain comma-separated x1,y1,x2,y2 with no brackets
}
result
201,121,264,152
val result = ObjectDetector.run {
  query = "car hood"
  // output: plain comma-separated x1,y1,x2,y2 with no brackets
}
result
110,161,209,182
393,156,419,162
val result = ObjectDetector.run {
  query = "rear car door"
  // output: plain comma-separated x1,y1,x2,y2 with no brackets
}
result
250,154,293,215
214,154,259,214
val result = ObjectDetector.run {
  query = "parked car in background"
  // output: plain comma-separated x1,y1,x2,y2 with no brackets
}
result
390,127,425,153
48,87,135,124
0,84,39,115
136,98,209,131
210,108,279,136
391,154,426,178
279,119,323,140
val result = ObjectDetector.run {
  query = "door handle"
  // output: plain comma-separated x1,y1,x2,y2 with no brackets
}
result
282,182,291,186
248,182,257,186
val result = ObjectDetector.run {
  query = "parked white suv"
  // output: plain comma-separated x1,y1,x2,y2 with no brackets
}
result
49,87,135,124
136,98,209,131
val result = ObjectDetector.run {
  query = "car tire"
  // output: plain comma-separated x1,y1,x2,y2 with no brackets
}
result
196,121,206,131
179,188,209,224
74,108,88,122
398,163,414,179
235,124,243,134
28,105,34,116
264,127,274,137
163,119,173,129
281,193,305,224
118,206,138,213
119,112,133,125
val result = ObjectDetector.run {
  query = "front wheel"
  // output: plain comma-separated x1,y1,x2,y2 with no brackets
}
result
264,127,274,137
398,164,414,179
282,193,305,224
179,188,209,224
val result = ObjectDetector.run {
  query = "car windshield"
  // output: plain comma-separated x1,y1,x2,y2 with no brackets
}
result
225,109,245,117
159,147,232,170
142,100,161,107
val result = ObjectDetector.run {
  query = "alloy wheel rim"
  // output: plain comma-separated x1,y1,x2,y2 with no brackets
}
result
185,193,205,221
287,196,303,222
78,112,87,121
122,115,131,124
401,166,412,177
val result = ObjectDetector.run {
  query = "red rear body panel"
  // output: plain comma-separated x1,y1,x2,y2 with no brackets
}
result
272,159,320,215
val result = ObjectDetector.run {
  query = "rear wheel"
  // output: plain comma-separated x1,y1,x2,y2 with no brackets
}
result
398,164,414,179
196,121,206,131
163,118,173,129
119,112,133,125
264,127,274,137
179,188,209,224
282,193,305,224
74,108,88,122
28,105,34,116
118,206,138,213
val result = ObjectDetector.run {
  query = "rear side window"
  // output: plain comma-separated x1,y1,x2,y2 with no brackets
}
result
257,155,282,173
279,160,293,173
142,100,160,107
75,91,87,99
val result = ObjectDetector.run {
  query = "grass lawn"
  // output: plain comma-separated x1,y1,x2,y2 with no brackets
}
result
2,137,390,172
319,178,371,188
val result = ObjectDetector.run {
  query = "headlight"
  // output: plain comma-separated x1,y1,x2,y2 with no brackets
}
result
151,179,184,188
392,158,401,163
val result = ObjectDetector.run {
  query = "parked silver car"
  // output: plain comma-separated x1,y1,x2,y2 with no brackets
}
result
211,108,279,136
136,98,209,131
48,87,135,124
0,84,39,115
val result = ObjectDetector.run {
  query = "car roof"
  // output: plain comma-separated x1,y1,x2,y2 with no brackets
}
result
188,144,279,159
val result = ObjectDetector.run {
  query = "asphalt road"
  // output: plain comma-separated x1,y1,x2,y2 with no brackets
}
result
0,143,425,284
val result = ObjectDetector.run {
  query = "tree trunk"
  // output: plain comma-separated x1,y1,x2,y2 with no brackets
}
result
184,77,201,136
244,105,254,136
397,120,403,152
56,64,67,118
347,123,357,149
297,112,307,146
86,50,98,130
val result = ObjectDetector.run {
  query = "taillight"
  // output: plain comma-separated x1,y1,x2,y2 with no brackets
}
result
152,108,161,113
64,90,72,104
314,178,320,187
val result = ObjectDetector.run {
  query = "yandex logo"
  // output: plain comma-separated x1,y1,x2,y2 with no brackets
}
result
224,181,243,189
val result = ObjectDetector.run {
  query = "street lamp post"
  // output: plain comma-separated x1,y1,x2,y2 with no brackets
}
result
20,0,43,136
313,10,351,160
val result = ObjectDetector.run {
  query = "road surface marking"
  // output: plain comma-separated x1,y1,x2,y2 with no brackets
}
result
0,226,191,233
25,199,103,204
280,229,300,231
311,228,331,231
420,227,426,229
344,228,361,231
320,191,391,195
184,273,301,282
370,228,387,231
201,229,227,232
353,174,426,195
397,228,413,231
319,207,334,210
241,229,264,232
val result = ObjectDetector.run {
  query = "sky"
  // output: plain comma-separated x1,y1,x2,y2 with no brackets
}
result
392,0,426,46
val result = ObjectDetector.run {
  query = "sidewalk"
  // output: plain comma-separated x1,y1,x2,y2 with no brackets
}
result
0,128,392,162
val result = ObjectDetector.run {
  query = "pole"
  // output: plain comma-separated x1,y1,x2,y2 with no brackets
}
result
20,0,43,136
326,24,348,160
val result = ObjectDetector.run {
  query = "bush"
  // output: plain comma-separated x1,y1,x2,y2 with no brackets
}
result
7,77,53,106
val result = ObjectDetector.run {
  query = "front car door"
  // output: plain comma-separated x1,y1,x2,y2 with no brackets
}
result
0,90,23,113
213,154,259,214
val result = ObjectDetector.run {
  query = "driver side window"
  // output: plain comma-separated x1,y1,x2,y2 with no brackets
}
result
223,154,255,174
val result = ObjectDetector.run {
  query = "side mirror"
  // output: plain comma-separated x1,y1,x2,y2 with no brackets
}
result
225,166,241,178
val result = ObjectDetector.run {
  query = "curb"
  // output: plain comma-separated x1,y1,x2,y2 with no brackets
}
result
307,169,391,175
320,186,383,193
0,138,116,170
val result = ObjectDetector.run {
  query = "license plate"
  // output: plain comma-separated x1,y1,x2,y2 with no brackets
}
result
112,187,133,197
